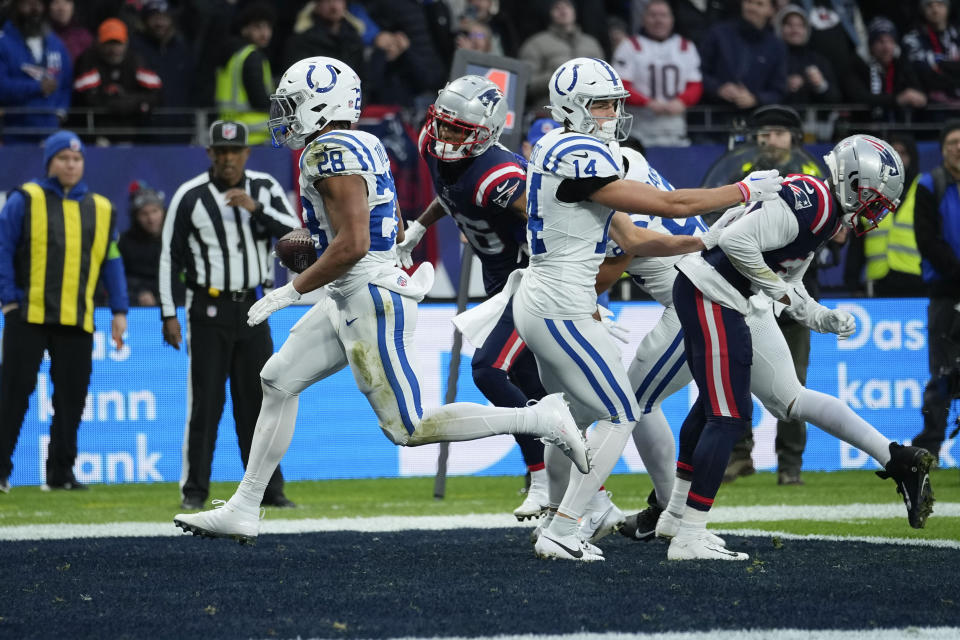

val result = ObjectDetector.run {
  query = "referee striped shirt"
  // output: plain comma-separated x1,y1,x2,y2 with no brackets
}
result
159,169,300,318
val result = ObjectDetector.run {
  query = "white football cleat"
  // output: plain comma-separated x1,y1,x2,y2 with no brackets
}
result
513,486,550,521
174,499,262,545
579,490,625,543
667,524,747,561
529,393,590,474
534,531,604,562
655,510,725,547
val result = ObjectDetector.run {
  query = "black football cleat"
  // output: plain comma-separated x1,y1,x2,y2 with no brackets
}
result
876,442,936,529
619,489,663,542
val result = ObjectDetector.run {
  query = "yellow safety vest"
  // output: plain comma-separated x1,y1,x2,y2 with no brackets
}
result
865,175,921,281
16,182,114,333
741,159,822,178
215,44,273,145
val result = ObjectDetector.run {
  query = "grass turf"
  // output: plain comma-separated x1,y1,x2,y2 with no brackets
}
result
1,468,958,540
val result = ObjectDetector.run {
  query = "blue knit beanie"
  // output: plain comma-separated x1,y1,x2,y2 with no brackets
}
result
43,130,84,170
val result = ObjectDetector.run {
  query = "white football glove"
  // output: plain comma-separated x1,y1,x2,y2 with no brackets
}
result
396,220,427,269
700,204,747,250
783,288,856,338
598,305,630,344
247,282,301,326
782,286,819,328
736,169,783,203
821,308,856,339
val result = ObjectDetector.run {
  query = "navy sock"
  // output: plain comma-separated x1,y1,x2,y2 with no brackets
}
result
687,417,750,512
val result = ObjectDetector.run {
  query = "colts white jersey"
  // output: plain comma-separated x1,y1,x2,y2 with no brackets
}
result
299,129,399,298
523,127,625,317
605,147,707,306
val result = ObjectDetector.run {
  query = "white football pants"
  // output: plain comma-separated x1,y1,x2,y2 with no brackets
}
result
227,285,556,513
630,301,891,492
513,287,638,519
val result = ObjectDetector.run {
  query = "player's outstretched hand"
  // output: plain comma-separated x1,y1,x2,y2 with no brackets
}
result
396,220,427,269
823,308,856,339
736,170,783,203
248,282,301,326
597,305,630,343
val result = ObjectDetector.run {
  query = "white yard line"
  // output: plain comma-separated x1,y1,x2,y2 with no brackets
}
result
0,503,958,542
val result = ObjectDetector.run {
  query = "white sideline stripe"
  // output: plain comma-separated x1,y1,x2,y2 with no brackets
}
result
299,630,960,640
712,528,960,549
1,502,959,542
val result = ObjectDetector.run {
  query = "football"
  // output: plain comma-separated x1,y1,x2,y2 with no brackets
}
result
274,227,317,273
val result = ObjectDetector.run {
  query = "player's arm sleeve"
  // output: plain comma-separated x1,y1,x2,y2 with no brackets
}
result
550,141,623,203
717,201,798,301
0,191,26,305
556,176,620,203
158,185,193,319
781,253,813,286
253,175,300,237
473,162,526,209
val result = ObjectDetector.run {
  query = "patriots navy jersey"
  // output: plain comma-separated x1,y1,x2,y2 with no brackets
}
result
704,174,842,298
420,131,528,295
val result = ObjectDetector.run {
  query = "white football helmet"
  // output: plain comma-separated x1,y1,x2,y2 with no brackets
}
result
268,56,362,149
824,134,905,236
423,75,507,161
548,57,632,142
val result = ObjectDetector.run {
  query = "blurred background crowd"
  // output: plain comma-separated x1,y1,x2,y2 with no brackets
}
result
1,0,957,146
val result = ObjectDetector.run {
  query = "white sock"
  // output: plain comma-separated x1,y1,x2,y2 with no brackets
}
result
557,419,632,520
229,383,299,514
544,443,571,507
546,511,579,539
410,403,529,443
667,477,691,517
791,388,891,465
631,408,676,508
529,468,548,493
681,505,709,528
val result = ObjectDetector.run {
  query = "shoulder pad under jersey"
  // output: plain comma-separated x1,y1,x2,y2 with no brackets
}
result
532,129,622,180
300,130,390,181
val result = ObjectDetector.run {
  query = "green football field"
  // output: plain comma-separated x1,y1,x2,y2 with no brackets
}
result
1,468,958,541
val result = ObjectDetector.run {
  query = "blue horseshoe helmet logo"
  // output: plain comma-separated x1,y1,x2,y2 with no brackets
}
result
306,64,339,93
553,64,580,96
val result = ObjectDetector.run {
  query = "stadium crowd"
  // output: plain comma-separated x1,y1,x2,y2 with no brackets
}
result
0,0,958,144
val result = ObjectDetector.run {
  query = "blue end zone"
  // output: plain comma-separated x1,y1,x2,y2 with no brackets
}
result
1,530,958,638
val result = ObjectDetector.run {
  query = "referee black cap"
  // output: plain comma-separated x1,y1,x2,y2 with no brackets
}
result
208,121,249,148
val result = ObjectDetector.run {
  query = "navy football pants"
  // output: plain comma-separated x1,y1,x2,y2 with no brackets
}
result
673,273,753,512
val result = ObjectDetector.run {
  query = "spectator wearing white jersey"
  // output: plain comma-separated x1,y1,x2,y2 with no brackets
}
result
612,0,702,146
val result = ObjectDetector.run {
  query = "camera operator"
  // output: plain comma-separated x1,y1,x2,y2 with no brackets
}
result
913,120,960,462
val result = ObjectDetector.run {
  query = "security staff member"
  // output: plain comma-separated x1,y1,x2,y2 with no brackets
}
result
159,120,299,510
215,2,275,145
913,120,960,461
0,130,128,493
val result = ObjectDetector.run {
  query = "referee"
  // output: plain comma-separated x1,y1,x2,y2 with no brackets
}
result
159,121,300,510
